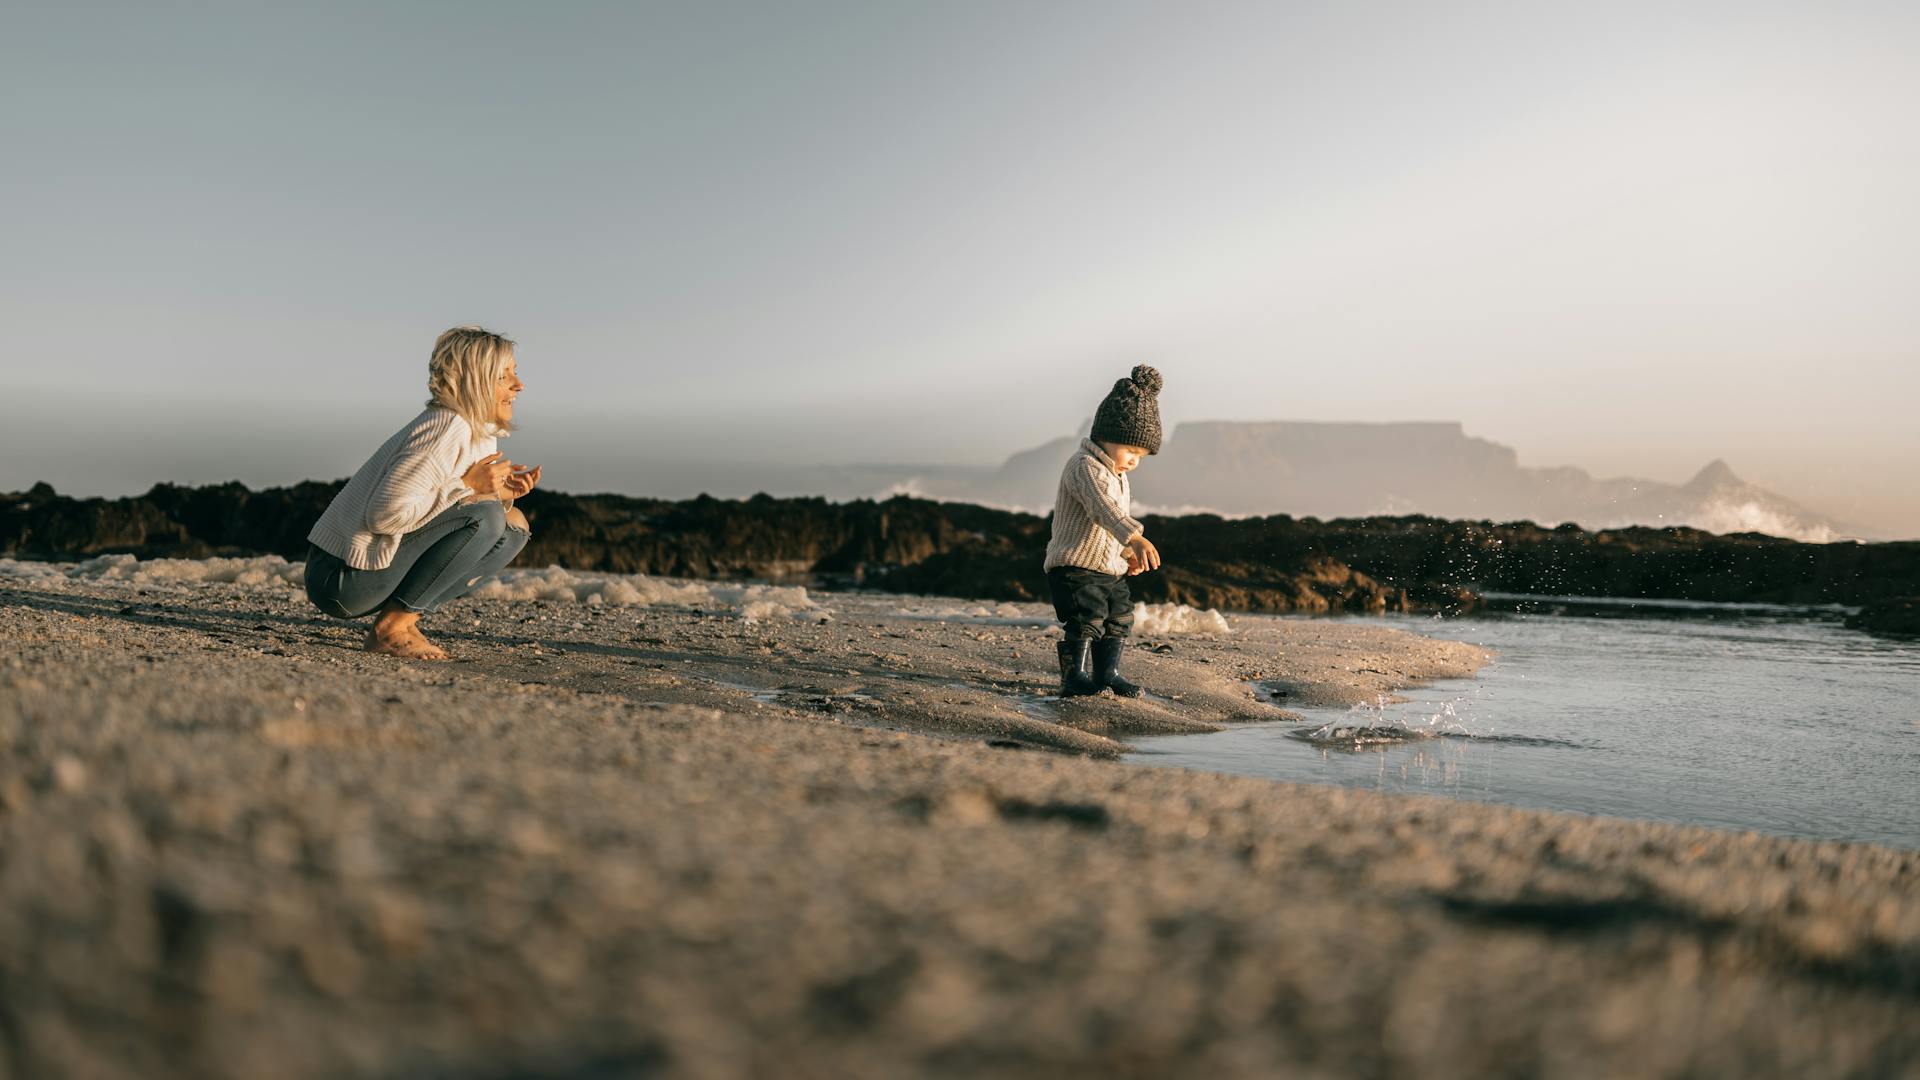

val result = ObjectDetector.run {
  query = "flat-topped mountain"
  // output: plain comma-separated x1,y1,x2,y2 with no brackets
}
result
501,422,1861,542
952,422,1857,542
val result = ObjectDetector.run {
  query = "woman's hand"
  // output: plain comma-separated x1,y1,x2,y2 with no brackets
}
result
1124,535,1160,575
462,452,514,495
503,464,542,498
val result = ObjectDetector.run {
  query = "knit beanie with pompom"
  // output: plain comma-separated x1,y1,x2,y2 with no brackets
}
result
1089,365,1164,454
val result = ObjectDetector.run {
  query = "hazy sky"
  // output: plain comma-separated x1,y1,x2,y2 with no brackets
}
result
6,1,1917,533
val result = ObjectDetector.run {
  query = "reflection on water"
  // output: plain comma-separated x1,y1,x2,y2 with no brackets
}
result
1133,611,1920,850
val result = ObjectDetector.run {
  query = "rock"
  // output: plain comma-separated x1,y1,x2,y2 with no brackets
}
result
6,482,1918,614
49,755,89,792
1846,596,1920,636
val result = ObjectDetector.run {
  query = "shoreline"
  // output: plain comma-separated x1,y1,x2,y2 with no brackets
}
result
0,561,1492,757
2,571,1915,1076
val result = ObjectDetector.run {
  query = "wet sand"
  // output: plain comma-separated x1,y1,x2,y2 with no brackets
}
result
1,575,1915,1078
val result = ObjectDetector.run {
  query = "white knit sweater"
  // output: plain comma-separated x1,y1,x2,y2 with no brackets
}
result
308,407,500,570
1043,439,1144,575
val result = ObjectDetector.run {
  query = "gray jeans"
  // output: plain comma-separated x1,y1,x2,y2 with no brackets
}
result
304,500,529,618
1046,566,1134,641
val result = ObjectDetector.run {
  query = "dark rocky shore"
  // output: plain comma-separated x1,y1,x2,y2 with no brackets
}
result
7,481,1920,630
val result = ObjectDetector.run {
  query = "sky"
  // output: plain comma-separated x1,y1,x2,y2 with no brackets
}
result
5,1,1918,535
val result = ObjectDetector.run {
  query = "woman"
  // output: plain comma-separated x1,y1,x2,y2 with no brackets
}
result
305,326,543,659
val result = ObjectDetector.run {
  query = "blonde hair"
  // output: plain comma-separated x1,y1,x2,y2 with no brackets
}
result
426,326,516,437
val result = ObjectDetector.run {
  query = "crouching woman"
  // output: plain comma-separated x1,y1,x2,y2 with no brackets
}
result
304,326,543,660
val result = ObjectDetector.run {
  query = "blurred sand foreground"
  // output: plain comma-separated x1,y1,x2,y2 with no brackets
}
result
0,569,1914,1078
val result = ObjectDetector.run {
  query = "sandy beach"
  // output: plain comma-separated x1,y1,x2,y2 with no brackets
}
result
1,564,1915,1078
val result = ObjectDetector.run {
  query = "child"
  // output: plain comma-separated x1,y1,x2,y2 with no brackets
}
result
1044,365,1163,698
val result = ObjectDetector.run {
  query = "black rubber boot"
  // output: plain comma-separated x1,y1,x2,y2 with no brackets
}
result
1056,639,1101,697
1092,637,1143,698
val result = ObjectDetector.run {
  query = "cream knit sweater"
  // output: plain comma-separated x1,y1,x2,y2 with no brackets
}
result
308,407,499,570
1043,439,1144,576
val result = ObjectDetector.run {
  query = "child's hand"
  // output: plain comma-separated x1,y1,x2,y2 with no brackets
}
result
1124,535,1160,575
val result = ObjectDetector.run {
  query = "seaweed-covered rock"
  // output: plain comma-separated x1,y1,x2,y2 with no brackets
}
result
1846,596,1920,636
6,481,1920,614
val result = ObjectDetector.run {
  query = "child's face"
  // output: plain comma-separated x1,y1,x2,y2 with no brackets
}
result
1100,442,1149,473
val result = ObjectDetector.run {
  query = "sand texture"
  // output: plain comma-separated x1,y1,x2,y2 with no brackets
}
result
1,574,1915,1078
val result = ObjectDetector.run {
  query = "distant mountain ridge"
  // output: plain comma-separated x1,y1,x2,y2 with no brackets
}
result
944,421,1861,542
250,420,1858,542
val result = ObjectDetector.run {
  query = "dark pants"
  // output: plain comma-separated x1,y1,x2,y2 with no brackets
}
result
304,500,528,619
1047,566,1134,641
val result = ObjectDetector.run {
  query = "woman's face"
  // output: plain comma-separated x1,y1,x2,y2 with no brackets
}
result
494,355,523,425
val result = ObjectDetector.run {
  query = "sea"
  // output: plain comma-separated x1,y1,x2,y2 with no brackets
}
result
1132,604,1920,850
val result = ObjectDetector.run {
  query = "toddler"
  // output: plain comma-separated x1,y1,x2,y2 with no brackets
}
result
1043,365,1163,697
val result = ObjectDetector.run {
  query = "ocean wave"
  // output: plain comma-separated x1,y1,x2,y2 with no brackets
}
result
1677,497,1835,543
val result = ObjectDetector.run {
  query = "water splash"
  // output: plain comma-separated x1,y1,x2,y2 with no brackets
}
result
1291,695,1471,749
1289,697,1590,751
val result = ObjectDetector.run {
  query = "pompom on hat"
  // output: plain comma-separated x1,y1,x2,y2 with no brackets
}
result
1089,364,1164,454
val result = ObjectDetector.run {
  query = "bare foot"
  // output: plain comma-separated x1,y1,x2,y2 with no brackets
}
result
366,625,448,660
366,604,450,661
405,625,451,661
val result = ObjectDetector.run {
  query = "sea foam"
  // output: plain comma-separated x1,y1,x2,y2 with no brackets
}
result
471,566,822,622
0,555,821,622
891,598,1231,635
1133,603,1232,636
0,554,304,587
0,554,1229,630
